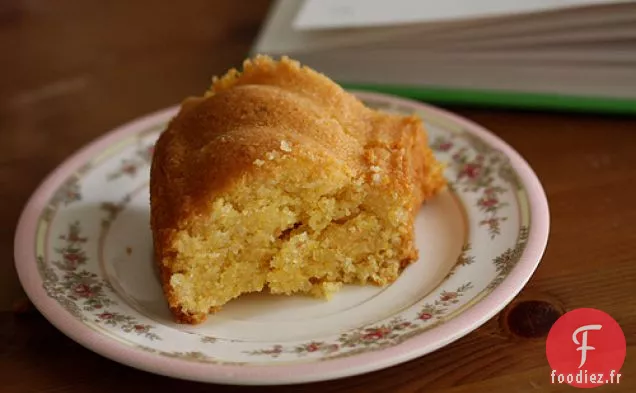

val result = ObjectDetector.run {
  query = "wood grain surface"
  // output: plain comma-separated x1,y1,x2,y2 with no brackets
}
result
1,1,635,392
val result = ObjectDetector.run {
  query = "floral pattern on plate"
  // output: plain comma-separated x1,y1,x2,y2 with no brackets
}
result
244,282,474,359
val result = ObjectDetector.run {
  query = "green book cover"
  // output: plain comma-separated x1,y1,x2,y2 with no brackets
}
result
340,83,636,116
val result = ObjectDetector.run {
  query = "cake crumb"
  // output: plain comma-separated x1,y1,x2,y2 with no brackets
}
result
280,140,292,152
126,246,132,255
343,257,355,273
253,159,265,166
265,151,278,160
322,282,342,297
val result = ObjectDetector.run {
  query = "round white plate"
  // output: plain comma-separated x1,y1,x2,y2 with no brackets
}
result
14,91,549,385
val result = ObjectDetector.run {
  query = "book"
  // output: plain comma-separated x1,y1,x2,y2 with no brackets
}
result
251,0,636,115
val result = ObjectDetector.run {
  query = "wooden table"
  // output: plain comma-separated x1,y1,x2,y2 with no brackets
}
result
1,1,634,392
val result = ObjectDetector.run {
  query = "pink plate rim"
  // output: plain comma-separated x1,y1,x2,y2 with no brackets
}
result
14,91,550,385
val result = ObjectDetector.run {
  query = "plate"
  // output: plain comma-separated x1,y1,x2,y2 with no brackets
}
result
14,91,549,385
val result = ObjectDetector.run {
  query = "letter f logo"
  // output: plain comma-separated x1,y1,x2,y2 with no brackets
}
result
572,324,602,368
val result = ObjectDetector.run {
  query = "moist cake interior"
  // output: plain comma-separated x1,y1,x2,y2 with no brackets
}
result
150,56,446,324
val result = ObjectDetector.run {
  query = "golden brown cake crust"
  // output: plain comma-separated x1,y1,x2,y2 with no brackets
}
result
150,56,445,324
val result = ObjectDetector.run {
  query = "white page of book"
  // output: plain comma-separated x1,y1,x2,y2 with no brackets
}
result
293,0,628,30
291,52,636,98
360,7,636,49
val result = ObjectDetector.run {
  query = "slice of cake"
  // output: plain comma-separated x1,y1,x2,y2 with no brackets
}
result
150,55,446,324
